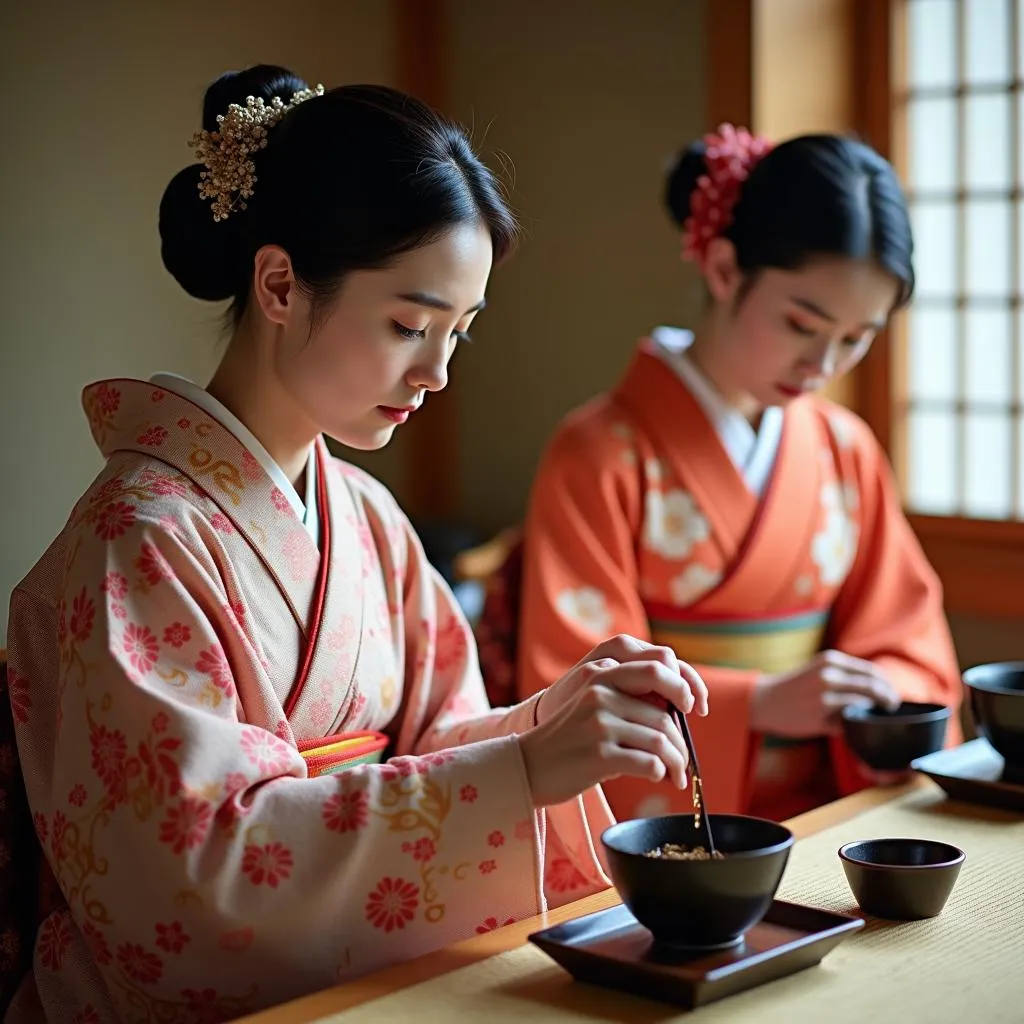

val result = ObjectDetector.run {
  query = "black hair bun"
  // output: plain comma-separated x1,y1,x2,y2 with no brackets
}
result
158,65,308,302
200,66,309,133
664,140,708,227
158,164,246,301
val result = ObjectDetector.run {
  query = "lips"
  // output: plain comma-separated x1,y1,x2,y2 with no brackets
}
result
377,405,418,424
775,383,803,399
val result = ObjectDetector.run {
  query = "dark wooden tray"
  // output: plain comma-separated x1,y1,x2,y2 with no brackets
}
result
912,738,1024,813
528,899,863,1011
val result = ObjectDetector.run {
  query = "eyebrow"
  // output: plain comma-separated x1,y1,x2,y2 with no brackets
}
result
790,296,885,332
397,291,487,315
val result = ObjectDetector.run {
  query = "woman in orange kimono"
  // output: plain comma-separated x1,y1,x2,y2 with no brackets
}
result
2,66,708,1024
516,125,962,825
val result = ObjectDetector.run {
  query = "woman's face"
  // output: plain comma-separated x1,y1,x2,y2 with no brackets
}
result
264,220,493,450
700,242,901,410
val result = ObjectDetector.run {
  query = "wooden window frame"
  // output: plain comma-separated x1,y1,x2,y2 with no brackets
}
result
856,0,1024,619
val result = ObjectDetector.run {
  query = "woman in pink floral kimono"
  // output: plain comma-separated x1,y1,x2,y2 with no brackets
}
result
3,66,707,1024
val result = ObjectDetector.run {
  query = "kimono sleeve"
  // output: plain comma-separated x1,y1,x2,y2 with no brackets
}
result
826,426,964,788
7,512,548,1018
384,509,615,909
516,419,652,698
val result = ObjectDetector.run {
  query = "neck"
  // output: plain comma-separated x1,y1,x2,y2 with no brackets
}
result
206,322,318,487
687,308,764,426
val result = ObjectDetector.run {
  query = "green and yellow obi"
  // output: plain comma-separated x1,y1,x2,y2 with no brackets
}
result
646,603,829,749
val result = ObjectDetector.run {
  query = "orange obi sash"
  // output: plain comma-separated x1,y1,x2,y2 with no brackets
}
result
297,731,390,778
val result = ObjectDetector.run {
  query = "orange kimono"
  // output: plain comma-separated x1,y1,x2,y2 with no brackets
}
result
4,377,613,1024
517,334,962,822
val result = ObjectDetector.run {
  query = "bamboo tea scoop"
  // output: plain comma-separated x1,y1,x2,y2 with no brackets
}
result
671,704,717,857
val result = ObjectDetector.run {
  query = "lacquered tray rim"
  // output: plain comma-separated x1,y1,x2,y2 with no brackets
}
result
528,898,864,984
911,738,1024,795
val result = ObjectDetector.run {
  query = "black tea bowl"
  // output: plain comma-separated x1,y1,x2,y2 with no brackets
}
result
839,838,965,920
963,662,1024,771
841,701,951,771
601,813,794,951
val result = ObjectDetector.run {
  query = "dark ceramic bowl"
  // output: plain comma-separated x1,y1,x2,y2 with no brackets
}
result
600,814,794,951
841,701,951,771
963,662,1024,770
839,838,965,920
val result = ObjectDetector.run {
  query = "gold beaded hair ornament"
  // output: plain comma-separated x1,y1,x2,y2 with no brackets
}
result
189,84,325,222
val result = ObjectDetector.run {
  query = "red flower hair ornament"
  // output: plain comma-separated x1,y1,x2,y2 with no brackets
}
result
681,123,774,268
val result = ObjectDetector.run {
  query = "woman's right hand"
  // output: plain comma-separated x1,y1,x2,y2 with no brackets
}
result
518,635,709,808
750,649,900,739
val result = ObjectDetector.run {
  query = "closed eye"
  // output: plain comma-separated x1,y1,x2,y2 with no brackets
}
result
787,317,817,337
392,321,425,340
843,332,874,347
393,322,474,344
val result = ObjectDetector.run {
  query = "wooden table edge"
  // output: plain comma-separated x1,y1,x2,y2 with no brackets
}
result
236,779,928,1023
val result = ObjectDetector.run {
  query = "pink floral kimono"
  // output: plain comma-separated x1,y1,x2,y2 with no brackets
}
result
3,378,613,1024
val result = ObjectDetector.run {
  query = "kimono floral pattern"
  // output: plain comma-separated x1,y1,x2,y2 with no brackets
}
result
5,379,612,1024
811,481,859,587
669,564,722,606
827,411,857,450
643,488,710,560
554,587,613,636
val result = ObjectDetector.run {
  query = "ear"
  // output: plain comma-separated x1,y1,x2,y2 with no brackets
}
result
252,245,298,328
702,238,743,305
